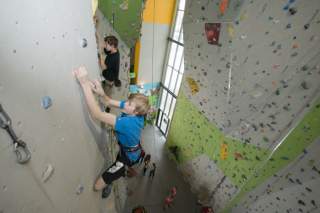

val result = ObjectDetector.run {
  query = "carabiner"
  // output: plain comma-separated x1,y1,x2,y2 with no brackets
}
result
14,140,31,164
0,104,31,164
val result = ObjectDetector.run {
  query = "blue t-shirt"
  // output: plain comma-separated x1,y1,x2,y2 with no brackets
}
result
114,112,144,162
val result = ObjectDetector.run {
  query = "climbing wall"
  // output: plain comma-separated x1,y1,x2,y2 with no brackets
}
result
166,0,320,212
98,0,145,48
0,0,128,212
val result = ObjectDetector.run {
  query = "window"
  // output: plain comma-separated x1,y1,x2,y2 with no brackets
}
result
156,0,185,136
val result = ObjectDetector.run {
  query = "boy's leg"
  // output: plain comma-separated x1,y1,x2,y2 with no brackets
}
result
94,177,107,191
96,160,126,190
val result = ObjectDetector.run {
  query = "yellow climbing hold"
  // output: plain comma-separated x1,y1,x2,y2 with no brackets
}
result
220,143,228,160
186,77,199,95
240,11,248,21
227,23,234,38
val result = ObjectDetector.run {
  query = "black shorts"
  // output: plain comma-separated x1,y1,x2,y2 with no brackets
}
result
101,150,138,184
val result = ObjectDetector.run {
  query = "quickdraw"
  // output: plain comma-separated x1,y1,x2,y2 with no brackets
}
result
0,104,31,164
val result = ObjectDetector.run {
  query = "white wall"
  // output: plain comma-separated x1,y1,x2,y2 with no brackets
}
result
137,23,170,85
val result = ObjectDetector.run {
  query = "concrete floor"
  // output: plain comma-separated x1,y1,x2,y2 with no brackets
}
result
122,125,199,213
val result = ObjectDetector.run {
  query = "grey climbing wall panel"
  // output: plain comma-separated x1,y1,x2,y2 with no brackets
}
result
0,0,128,212
166,0,320,212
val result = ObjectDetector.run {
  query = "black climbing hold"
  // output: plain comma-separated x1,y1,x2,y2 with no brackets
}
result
301,81,309,89
301,64,309,71
289,7,297,15
298,200,305,206
305,187,312,192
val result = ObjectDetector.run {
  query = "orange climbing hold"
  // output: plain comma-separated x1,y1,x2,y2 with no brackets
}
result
292,43,299,49
219,0,229,15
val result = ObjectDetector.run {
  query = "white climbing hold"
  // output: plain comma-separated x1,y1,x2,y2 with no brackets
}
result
273,19,280,24
240,34,247,40
42,164,54,182
250,90,263,98
120,0,129,10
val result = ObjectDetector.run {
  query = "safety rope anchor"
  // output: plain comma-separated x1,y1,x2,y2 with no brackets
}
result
0,104,31,164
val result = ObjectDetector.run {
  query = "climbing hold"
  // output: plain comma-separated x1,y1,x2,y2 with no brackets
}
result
120,0,129,10
273,19,280,24
276,44,282,50
291,52,298,57
227,24,234,38
186,77,199,95
273,64,280,69
234,152,243,160
263,136,269,142
288,7,297,15
240,34,247,40
80,38,87,48
42,164,54,182
220,143,228,160
286,23,292,29
301,65,309,71
304,23,310,30
76,184,84,195
219,0,229,15
301,81,309,90
41,96,52,109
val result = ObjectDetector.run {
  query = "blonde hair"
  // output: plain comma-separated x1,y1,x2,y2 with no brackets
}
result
128,93,150,115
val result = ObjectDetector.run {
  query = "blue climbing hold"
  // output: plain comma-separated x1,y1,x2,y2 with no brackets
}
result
283,4,290,10
42,96,52,109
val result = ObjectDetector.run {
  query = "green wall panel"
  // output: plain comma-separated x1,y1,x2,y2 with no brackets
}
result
223,99,320,212
167,91,270,187
98,0,144,47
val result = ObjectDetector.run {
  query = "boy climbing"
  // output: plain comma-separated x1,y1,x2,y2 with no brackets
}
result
99,35,120,112
73,66,150,198
100,35,120,88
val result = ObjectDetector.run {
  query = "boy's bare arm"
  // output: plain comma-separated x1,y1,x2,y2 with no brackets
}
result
91,80,121,108
82,83,116,127
73,66,116,127
91,80,123,109
101,96,122,108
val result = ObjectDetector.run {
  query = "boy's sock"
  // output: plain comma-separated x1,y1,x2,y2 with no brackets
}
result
101,184,112,199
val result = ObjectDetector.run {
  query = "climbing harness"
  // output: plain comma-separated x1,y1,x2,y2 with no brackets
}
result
0,104,31,164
